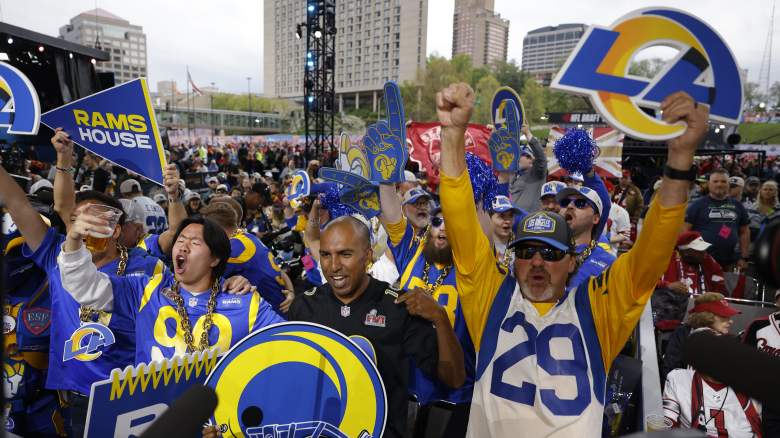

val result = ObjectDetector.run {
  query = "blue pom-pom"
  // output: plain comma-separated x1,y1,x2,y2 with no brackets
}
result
465,152,499,211
553,128,596,175
318,183,354,219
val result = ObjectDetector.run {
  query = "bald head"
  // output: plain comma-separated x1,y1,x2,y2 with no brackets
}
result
322,215,371,250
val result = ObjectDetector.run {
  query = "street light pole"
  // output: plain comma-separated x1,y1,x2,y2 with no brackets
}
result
247,76,252,128
210,82,215,146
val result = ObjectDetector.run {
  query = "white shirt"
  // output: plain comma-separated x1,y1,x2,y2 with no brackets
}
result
605,204,631,253
132,196,168,234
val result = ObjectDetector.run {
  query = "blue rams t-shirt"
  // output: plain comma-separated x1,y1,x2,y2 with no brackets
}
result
108,271,284,364
22,227,163,394
685,196,749,265
387,219,475,405
224,229,287,311
568,241,616,290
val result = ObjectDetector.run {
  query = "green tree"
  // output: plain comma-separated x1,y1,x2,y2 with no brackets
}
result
472,74,500,124
492,60,529,94
628,57,667,79
768,81,780,108
744,81,765,108
520,78,545,123
543,88,592,113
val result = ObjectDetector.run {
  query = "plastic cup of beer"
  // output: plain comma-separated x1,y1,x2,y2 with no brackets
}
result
83,203,122,252
645,414,672,431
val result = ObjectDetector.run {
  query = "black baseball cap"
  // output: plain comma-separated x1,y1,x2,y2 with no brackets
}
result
508,211,574,252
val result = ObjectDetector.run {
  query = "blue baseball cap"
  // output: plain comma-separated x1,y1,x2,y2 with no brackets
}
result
509,211,574,252
402,187,431,205
540,181,566,199
556,186,603,215
490,195,521,214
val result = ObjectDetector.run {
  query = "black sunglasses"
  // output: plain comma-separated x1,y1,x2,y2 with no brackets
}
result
514,245,568,261
559,198,590,209
431,216,444,227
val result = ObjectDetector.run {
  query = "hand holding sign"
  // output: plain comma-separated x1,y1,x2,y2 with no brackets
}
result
488,99,522,173
363,82,408,184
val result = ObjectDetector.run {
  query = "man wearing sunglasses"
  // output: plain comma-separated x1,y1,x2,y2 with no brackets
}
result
555,186,616,288
379,182,475,437
435,82,708,438
401,187,432,235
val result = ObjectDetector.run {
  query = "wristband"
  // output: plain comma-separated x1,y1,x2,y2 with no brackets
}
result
663,164,697,181
56,166,75,174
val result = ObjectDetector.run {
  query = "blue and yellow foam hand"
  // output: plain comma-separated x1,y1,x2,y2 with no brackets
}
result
363,82,408,184
488,99,522,173
318,167,380,219
285,170,311,209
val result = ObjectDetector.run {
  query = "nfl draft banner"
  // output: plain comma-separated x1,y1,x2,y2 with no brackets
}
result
205,322,387,438
40,78,167,185
407,122,492,187
546,126,624,179
84,349,219,438
551,8,743,141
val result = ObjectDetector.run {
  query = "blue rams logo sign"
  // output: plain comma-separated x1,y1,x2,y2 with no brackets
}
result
0,62,40,135
551,8,742,141
63,322,116,362
205,322,386,438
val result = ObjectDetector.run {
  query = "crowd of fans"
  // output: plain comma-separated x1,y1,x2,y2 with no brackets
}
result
2,84,780,438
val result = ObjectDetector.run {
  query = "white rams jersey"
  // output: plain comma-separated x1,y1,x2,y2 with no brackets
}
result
133,196,167,234
467,282,607,438
663,368,759,438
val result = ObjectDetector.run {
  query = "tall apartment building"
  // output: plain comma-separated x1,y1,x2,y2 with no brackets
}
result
521,23,585,86
452,0,508,67
59,8,147,84
263,0,428,111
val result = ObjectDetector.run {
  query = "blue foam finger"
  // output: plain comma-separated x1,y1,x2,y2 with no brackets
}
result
383,81,406,142
364,122,403,183
318,167,372,188
502,99,520,141
491,87,525,131
340,183,381,219
488,128,520,173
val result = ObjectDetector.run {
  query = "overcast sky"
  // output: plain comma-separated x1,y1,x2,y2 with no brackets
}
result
1,0,777,94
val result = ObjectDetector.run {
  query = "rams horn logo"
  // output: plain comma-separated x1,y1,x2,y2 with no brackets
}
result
205,322,386,438
63,322,116,362
551,8,742,141
0,62,40,135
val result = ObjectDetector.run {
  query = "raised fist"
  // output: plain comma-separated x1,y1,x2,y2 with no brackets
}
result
436,83,474,129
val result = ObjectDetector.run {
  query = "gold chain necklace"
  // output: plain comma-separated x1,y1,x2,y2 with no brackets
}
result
576,239,597,266
497,231,514,272
229,228,246,238
420,261,452,294
168,279,219,353
79,244,128,323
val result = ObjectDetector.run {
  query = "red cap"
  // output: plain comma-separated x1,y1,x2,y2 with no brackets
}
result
688,299,740,317
677,230,704,247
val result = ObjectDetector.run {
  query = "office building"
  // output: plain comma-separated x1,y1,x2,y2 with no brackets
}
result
59,8,147,84
452,0,509,67
263,0,428,111
521,23,585,86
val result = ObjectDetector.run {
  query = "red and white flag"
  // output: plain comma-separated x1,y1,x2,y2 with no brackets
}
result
545,126,624,179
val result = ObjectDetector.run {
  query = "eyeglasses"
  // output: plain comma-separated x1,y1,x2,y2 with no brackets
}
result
431,216,444,227
559,198,590,209
513,245,568,261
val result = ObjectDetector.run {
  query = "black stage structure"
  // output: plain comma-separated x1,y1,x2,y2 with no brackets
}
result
301,0,336,158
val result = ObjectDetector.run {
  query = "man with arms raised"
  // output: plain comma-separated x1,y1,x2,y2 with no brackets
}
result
435,82,707,437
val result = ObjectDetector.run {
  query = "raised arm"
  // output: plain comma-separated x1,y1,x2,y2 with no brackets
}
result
303,200,322,262
157,164,186,254
378,183,402,227
584,170,611,237
59,209,117,310
51,129,78,229
525,125,547,178
0,165,48,251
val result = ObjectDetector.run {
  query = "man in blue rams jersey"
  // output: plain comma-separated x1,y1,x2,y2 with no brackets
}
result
201,197,295,314
0,164,162,438
378,184,474,437
56,214,283,364
435,83,708,437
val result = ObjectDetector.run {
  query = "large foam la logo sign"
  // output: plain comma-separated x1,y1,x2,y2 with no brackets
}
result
63,322,116,362
41,78,167,185
206,322,386,438
551,8,743,141
0,62,40,135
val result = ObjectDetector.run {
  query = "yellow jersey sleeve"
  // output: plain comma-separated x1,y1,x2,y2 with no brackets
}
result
294,215,307,232
589,198,686,367
384,216,407,247
440,170,507,350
